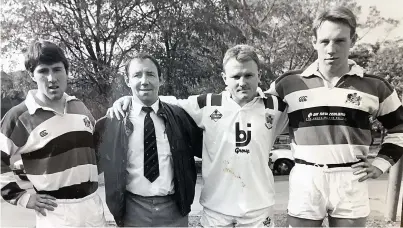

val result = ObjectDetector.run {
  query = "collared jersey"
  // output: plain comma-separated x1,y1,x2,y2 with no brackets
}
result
161,88,288,216
126,97,174,196
268,60,403,172
0,90,98,206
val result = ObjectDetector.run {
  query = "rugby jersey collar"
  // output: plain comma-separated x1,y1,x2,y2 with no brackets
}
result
224,87,266,100
301,59,364,78
25,90,78,115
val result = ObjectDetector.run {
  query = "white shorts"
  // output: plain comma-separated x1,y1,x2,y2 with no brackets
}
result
36,192,106,227
288,164,370,220
201,206,275,227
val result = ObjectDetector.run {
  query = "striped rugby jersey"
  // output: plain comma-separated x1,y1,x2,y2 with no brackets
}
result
268,60,403,173
0,90,98,207
161,88,288,216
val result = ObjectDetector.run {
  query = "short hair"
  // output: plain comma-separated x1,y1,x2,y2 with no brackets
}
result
222,45,260,70
124,53,162,79
313,6,357,39
24,40,69,73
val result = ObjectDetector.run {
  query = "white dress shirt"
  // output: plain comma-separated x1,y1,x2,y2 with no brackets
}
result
126,96,174,196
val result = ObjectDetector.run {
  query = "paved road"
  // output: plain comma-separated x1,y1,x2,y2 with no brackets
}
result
1,172,402,227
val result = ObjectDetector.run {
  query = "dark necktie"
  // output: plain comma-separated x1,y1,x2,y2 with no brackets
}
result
142,107,159,182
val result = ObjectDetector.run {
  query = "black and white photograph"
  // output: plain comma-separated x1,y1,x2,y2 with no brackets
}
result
1,0,402,227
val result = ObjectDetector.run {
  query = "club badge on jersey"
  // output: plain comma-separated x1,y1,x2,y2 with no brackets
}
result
265,113,274,130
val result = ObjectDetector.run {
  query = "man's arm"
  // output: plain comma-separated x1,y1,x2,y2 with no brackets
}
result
1,110,30,207
353,84,403,181
107,95,206,128
106,96,178,120
179,109,203,158
372,91,403,173
1,110,57,215
94,117,107,174
271,95,289,137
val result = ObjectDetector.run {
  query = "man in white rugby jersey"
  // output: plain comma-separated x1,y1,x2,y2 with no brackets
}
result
108,44,288,227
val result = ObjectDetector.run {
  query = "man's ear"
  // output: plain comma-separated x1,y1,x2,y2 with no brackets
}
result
159,74,165,86
351,34,357,48
124,76,130,87
29,72,37,83
311,35,318,50
221,72,228,86
257,73,261,84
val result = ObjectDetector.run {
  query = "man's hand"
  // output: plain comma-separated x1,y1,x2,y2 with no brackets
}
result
26,193,58,216
106,96,131,120
352,155,383,182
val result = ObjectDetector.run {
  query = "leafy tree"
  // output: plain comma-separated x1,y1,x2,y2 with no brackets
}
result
366,42,403,99
1,0,400,117
2,0,167,117
350,40,403,99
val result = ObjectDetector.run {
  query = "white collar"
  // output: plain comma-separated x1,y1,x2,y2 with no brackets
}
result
25,90,77,115
131,95,160,116
300,59,364,78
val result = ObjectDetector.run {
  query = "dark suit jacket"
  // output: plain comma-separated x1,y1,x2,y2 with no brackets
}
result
94,100,202,226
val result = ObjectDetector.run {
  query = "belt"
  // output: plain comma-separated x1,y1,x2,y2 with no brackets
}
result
295,158,361,168
126,191,174,204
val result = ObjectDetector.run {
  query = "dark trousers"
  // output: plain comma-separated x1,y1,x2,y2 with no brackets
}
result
123,191,188,227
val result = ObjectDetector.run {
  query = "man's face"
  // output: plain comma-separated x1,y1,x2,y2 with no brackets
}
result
312,20,355,76
31,62,68,103
222,58,260,106
126,58,160,106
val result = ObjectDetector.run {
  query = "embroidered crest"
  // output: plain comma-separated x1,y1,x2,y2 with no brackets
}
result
346,92,362,106
83,117,92,129
210,109,223,122
265,113,273,129
263,216,272,227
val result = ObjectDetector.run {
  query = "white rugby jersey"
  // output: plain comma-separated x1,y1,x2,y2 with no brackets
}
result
268,60,403,173
162,88,288,216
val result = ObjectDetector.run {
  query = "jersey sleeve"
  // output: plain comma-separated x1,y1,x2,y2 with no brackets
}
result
371,82,403,173
161,95,206,128
271,95,289,136
0,110,30,207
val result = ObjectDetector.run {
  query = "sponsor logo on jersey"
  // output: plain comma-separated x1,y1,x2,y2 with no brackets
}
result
235,122,251,154
265,113,273,129
298,96,307,102
346,92,361,106
210,109,223,122
306,112,346,121
39,130,48,137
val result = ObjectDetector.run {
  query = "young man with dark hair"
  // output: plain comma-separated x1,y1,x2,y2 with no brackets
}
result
0,40,106,227
268,6,403,227
95,53,203,227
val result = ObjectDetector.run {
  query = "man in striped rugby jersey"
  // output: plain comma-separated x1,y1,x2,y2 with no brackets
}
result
268,6,403,227
0,40,106,227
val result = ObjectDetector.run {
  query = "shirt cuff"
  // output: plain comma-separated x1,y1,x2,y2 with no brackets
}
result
371,157,392,173
17,193,31,208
